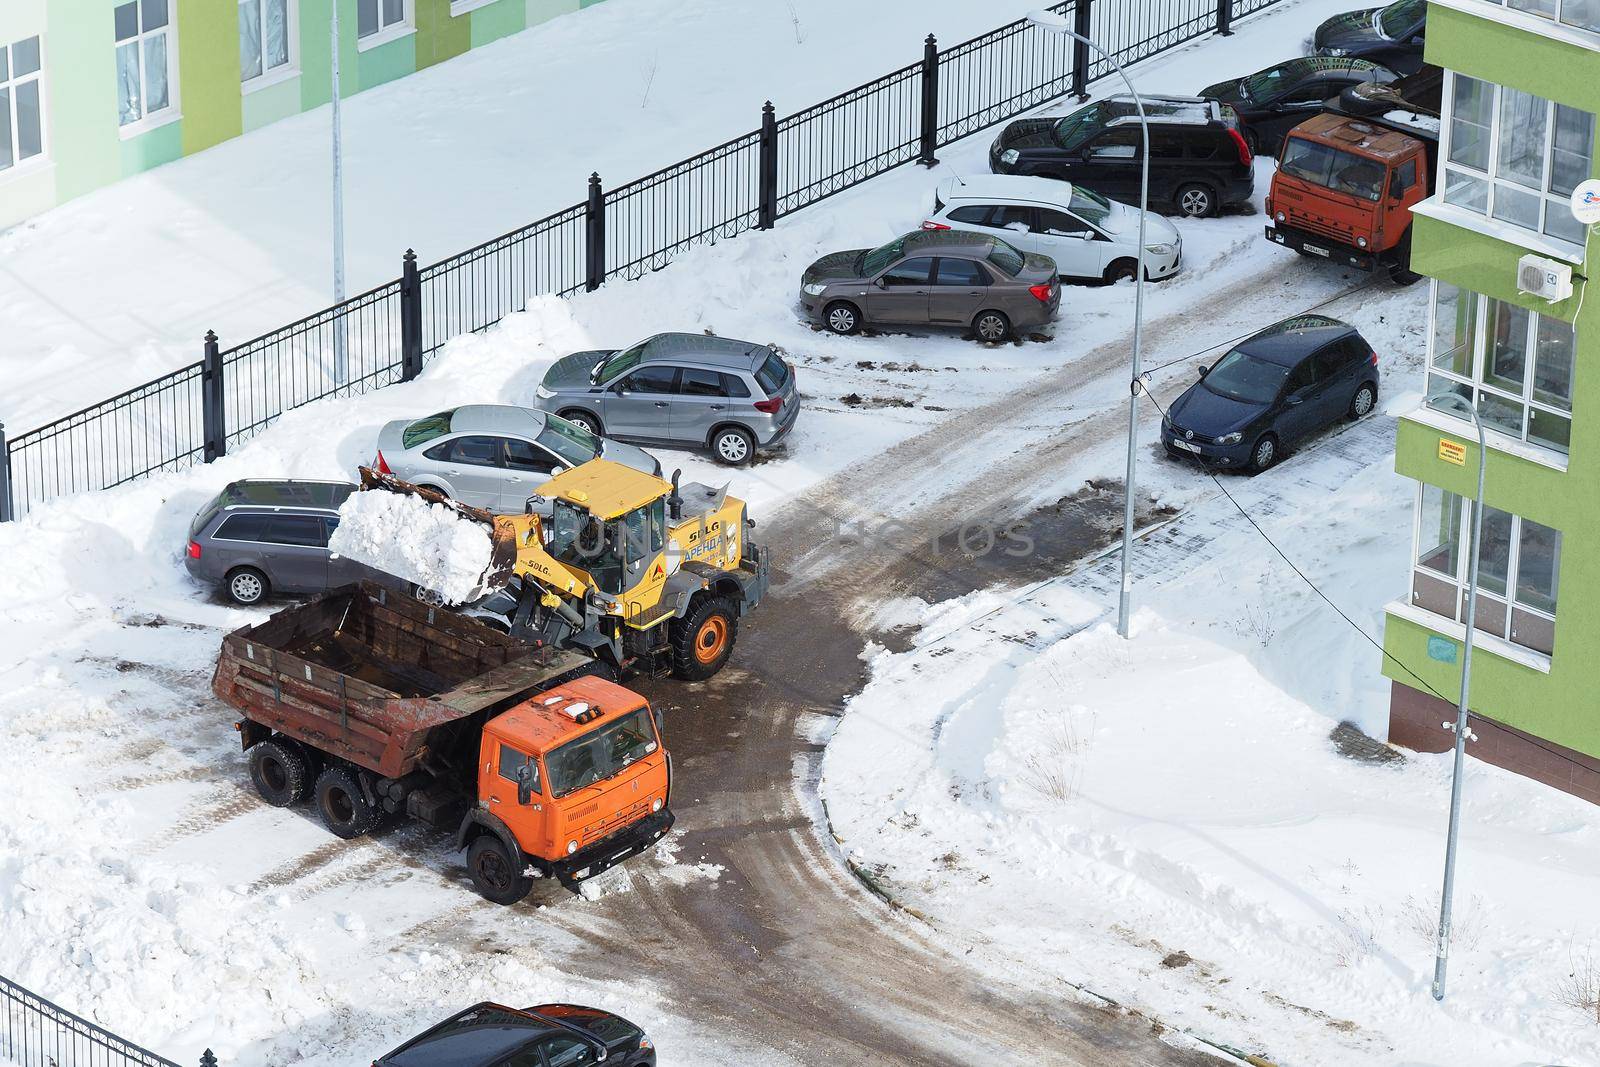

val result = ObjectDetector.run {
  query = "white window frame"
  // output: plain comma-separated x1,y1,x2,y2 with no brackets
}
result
1438,69,1595,253
1408,483,1561,651
1423,278,1576,456
239,0,299,92
355,0,413,51
114,0,180,138
0,34,48,178
449,0,501,15
1472,0,1600,36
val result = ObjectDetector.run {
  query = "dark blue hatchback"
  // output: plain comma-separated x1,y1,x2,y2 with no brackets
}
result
1162,315,1379,473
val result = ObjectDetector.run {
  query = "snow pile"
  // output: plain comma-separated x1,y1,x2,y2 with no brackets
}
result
822,438,1600,1064
329,490,495,604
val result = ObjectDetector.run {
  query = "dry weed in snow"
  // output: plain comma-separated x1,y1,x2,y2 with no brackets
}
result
1557,940,1600,1025
1398,891,1485,952
1019,709,1096,805
1330,905,1386,969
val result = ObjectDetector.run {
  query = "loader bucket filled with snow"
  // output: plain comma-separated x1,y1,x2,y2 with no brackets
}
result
328,468,518,604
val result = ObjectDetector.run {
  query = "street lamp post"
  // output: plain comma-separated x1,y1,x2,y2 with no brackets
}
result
1026,10,1149,638
331,0,349,383
1427,391,1487,1002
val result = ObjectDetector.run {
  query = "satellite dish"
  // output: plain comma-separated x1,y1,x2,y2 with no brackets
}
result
1571,178,1600,225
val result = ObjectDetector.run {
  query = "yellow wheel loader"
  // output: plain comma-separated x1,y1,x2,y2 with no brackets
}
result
355,459,768,681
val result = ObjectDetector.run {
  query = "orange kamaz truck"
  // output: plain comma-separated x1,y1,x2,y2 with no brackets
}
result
212,582,672,904
1264,67,1440,283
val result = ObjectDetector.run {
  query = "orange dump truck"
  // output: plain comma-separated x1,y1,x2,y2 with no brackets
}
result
1264,67,1440,282
212,581,672,904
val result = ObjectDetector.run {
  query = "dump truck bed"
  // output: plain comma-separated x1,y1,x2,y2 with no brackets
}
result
212,582,590,779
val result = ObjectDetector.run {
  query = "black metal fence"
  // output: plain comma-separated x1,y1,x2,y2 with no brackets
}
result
0,0,1287,520
0,973,209,1067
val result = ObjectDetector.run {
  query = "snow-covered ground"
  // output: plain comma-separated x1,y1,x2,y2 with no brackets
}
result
820,322,1600,1062
0,0,1062,434
0,1,1522,1063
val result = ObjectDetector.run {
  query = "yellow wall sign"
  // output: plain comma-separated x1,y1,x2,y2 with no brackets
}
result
1438,438,1467,466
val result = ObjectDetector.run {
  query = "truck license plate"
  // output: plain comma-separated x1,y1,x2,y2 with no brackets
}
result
1303,244,1330,258
1172,439,1200,453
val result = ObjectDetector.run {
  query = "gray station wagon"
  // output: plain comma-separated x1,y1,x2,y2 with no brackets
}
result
799,229,1060,342
533,333,799,465
185,480,393,605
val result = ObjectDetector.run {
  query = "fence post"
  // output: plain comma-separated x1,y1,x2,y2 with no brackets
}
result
202,331,227,463
400,248,423,381
1216,0,1233,35
0,421,12,523
1071,0,1093,100
918,34,939,167
758,102,779,229
200,1049,218,1067
585,173,606,292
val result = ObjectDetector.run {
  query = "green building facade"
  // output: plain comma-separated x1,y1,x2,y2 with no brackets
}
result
0,0,604,230
1383,0,1600,800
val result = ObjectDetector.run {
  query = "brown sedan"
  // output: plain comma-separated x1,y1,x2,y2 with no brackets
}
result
799,229,1060,343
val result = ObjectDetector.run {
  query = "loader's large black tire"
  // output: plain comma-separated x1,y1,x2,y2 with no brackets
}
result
670,596,738,681
467,834,533,906
314,765,380,839
249,738,310,807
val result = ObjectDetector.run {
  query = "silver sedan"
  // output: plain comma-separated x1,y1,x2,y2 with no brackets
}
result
371,405,660,513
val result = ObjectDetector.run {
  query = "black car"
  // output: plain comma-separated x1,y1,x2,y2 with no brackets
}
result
1200,57,1395,156
1313,0,1427,75
1161,315,1379,473
377,1002,656,1067
990,95,1254,219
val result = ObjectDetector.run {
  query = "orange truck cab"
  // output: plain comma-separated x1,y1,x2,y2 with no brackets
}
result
1264,68,1440,282
461,675,673,904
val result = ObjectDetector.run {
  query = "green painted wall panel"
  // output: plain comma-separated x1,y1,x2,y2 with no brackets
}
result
1425,3,1600,117
298,0,334,110
527,0,579,28
416,0,469,70
119,115,182,174
355,28,415,91
46,0,123,201
177,0,243,155
242,75,303,132
471,0,525,48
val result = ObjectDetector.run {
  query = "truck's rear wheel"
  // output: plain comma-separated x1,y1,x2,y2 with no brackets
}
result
670,595,737,681
249,739,310,807
467,834,533,905
315,765,380,839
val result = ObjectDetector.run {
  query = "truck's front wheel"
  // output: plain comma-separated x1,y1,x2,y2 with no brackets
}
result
314,765,380,839
467,834,533,905
249,738,310,807
670,596,737,681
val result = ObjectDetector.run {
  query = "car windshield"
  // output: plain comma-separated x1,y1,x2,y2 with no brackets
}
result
861,237,907,277
545,499,624,592
1241,61,1300,101
1053,101,1107,149
1202,349,1291,405
1279,137,1385,201
985,241,1025,277
402,411,454,448
1067,185,1114,227
1379,0,1424,36
536,415,602,466
593,341,647,384
545,707,658,798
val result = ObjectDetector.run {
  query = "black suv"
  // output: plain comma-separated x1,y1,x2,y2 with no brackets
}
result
1200,57,1395,157
989,95,1254,218
377,1002,656,1067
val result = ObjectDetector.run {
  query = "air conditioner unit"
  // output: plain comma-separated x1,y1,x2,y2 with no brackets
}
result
1517,254,1574,302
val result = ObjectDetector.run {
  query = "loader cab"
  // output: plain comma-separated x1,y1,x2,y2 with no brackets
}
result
534,459,673,605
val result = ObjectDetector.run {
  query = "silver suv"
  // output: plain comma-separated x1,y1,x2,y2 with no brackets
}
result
533,333,799,465
185,480,392,605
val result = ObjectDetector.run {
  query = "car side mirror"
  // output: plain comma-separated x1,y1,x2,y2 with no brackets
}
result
652,704,666,738
515,762,535,805
1388,174,1405,200
1197,364,1209,378
873,277,887,289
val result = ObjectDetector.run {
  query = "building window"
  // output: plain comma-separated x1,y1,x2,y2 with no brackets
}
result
1425,281,1576,455
357,0,409,40
240,0,294,84
115,0,175,129
1411,484,1562,655
1479,0,1599,35
0,36,45,173
1441,72,1595,247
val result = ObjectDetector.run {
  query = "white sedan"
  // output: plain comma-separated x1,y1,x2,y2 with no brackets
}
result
923,175,1182,284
